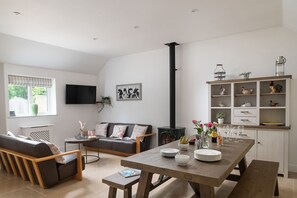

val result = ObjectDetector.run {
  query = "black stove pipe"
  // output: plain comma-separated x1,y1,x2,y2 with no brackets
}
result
165,42,179,129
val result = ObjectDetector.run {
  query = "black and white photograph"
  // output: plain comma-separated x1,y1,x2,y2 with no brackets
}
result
116,83,142,101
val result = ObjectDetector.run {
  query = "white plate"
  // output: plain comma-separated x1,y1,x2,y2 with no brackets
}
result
160,148,179,158
194,149,222,162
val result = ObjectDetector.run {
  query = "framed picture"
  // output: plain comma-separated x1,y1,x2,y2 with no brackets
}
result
116,83,142,101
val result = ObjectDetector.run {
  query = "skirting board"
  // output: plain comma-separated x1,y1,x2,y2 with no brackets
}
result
289,163,297,173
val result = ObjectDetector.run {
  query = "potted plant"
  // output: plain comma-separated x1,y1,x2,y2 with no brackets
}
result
178,136,189,151
216,112,225,124
239,72,251,79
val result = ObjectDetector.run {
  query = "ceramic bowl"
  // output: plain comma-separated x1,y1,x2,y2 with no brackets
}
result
175,154,190,166
178,143,189,151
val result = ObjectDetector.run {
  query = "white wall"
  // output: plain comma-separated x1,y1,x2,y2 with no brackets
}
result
98,27,297,171
0,63,6,133
3,64,98,149
97,48,170,147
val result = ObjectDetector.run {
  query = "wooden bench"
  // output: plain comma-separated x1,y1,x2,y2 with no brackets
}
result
229,160,279,198
102,173,140,198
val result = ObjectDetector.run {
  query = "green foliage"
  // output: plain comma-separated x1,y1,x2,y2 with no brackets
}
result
216,112,225,119
8,85,28,99
32,87,47,103
32,87,47,96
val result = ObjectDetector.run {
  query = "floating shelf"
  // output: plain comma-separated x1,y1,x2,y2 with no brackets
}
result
211,95,231,98
235,94,256,97
260,92,286,96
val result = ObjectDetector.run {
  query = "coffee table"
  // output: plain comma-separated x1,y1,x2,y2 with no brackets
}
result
64,135,100,164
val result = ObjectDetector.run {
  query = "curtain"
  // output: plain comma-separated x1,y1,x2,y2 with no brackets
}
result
8,75,52,88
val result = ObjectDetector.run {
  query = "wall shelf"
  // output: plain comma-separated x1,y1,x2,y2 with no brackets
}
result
96,96,112,113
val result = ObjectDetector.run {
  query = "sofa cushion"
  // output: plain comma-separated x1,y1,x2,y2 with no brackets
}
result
110,125,128,139
7,131,16,137
39,139,65,164
96,123,108,137
130,125,148,142
102,138,138,154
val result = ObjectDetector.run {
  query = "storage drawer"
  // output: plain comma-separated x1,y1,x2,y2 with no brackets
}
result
234,108,257,117
239,129,256,139
233,116,258,125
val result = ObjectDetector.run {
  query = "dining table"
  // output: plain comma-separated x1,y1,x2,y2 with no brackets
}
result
121,138,255,198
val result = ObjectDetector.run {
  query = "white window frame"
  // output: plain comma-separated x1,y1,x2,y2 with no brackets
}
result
7,75,57,117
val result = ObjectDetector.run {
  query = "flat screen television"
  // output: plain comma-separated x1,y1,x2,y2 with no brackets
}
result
66,84,96,104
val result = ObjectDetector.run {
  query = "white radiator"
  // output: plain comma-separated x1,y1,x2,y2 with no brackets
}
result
21,124,53,142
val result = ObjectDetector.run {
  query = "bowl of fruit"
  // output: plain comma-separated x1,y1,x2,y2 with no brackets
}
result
178,136,189,151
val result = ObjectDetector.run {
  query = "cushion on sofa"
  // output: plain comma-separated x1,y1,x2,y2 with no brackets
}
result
96,123,108,137
39,139,65,164
110,125,128,139
7,131,16,137
130,125,148,141
102,138,138,153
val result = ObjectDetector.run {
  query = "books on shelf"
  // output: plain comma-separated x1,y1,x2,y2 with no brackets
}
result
119,168,141,178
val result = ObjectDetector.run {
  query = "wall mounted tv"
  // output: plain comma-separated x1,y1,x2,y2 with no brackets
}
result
66,84,96,104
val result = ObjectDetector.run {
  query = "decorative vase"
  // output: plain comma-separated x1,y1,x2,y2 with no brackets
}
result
214,64,226,80
201,131,209,149
218,118,224,124
31,104,38,116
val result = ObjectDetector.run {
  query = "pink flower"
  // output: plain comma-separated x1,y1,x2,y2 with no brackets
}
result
192,120,197,124
207,122,213,128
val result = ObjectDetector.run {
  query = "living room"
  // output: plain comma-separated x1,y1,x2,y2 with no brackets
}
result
1,0,297,197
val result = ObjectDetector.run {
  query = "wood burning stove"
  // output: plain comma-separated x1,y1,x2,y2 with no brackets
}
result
158,42,185,146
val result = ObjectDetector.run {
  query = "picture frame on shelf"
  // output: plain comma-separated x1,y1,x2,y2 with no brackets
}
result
116,83,142,101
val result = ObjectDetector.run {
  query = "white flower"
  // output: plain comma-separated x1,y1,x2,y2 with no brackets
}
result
78,120,86,131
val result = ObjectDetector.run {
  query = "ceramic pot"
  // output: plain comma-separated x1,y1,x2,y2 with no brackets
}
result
178,143,189,151
218,118,224,124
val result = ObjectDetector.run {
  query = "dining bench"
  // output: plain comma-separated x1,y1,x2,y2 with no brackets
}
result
102,173,171,198
229,160,279,198
102,173,140,198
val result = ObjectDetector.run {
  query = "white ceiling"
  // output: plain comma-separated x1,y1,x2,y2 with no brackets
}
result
0,0,294,74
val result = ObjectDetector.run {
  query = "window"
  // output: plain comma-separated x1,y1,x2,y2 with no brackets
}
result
8,75,56,117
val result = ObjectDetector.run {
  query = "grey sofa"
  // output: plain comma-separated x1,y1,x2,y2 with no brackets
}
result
86,123,154,156
0,134,85,188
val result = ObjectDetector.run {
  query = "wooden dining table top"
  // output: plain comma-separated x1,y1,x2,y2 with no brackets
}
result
121,139,254,187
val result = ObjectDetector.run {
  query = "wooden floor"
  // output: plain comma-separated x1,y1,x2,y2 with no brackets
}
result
0,152,297,198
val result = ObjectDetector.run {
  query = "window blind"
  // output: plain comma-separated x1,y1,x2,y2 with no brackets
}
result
8,75,52,88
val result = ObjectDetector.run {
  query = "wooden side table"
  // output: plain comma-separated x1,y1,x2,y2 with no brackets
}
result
64,135,100,164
